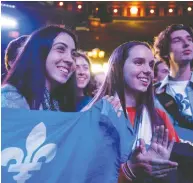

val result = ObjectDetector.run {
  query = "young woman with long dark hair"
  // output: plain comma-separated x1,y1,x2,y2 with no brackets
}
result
2,25,78,112
89,41,179,182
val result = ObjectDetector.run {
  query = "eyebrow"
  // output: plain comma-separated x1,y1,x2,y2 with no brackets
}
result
76,64,89,67
171,36,181,40
133,57,145,61
53,42,68,47
133,58,154,63
52,42,76,51
172,35,192,40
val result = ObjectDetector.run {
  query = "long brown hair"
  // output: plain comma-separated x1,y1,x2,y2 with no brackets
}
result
90,41,163,126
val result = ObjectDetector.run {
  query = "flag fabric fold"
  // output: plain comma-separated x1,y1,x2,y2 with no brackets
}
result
2,99,135,183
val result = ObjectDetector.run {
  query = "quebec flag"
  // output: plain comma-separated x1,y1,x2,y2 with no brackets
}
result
2,99,135,183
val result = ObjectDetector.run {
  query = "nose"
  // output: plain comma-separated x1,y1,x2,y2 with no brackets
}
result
143,64,152,75
76,67,84,75
183,39,190,48
63,51,75,67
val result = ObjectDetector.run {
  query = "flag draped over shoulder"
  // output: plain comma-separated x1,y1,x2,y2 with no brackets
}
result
2,99,135,183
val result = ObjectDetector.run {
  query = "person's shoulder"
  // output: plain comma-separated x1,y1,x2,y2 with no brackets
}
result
1,83,18,92
1,84,29,109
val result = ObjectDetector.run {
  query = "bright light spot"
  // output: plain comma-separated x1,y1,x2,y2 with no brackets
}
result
91,64,103,73
113,8,118,13
103,63,109,74
92,48,100,58
1,3,15,8
59,2,63,6
150,9,154,14
130,7,138,14
92,50,98,58
90,21,100,27
1,15,18,28
168,8,173,13
99,51,105,58
91,63,109,73
78,5,82,9
87,51,93,57
96,7,99,11
187,7,192,11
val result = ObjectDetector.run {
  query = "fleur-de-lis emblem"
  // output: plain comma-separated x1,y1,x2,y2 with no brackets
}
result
1,122,57,183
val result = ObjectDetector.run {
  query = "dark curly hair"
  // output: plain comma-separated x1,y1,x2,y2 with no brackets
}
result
153,24,193,67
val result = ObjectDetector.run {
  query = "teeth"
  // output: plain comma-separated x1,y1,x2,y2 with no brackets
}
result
58,66,69,74
139,78,148,82
78,77,85,81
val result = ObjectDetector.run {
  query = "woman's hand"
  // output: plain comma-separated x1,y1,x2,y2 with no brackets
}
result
103,95,123,117
146,125,174,160
127,126,177,179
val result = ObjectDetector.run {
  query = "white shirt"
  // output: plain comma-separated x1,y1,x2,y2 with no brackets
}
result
168,80,192,116
132,107,152,150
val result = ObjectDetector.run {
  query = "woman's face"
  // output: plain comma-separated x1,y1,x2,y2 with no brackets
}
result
123,45,154,94
75,56,91,89
45,32,76,89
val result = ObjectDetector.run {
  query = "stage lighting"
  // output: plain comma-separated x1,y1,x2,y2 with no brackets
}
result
1,15,18,29
58,2,64,7
113,8,118,13
98,51,105,58
150,9,155,14
78,5,82,10
130,7,138,15
168,8,173,13
187,7,192,12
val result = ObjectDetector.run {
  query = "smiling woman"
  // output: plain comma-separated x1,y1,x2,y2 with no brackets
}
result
1,25,78,112
88,41,179,182
75,51,94,111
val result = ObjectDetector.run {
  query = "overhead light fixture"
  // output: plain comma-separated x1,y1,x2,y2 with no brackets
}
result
1,15,18,29
98,51,105,58
187,7,192,12
150,9,155,14
1,3,15,8
130,7,138,15
113,8,118,13
58,2,64,7
87,51,93,57
78,5,82,9
168,8,173,13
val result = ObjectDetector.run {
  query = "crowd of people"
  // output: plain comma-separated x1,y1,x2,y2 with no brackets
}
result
1,23,193,183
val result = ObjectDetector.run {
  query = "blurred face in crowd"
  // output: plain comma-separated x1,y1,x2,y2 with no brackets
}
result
76,56,91,89
123,45,154,94
169,30,193,66
155,62,169,82
45,32,76,90
92,72,105,96
94,72,105,90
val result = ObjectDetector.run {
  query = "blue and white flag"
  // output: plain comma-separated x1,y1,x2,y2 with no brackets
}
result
2,99,135,183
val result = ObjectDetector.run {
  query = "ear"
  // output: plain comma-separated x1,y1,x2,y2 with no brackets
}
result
153,78,157,83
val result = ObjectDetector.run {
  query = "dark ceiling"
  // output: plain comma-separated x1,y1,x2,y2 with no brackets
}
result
2,1,193,61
